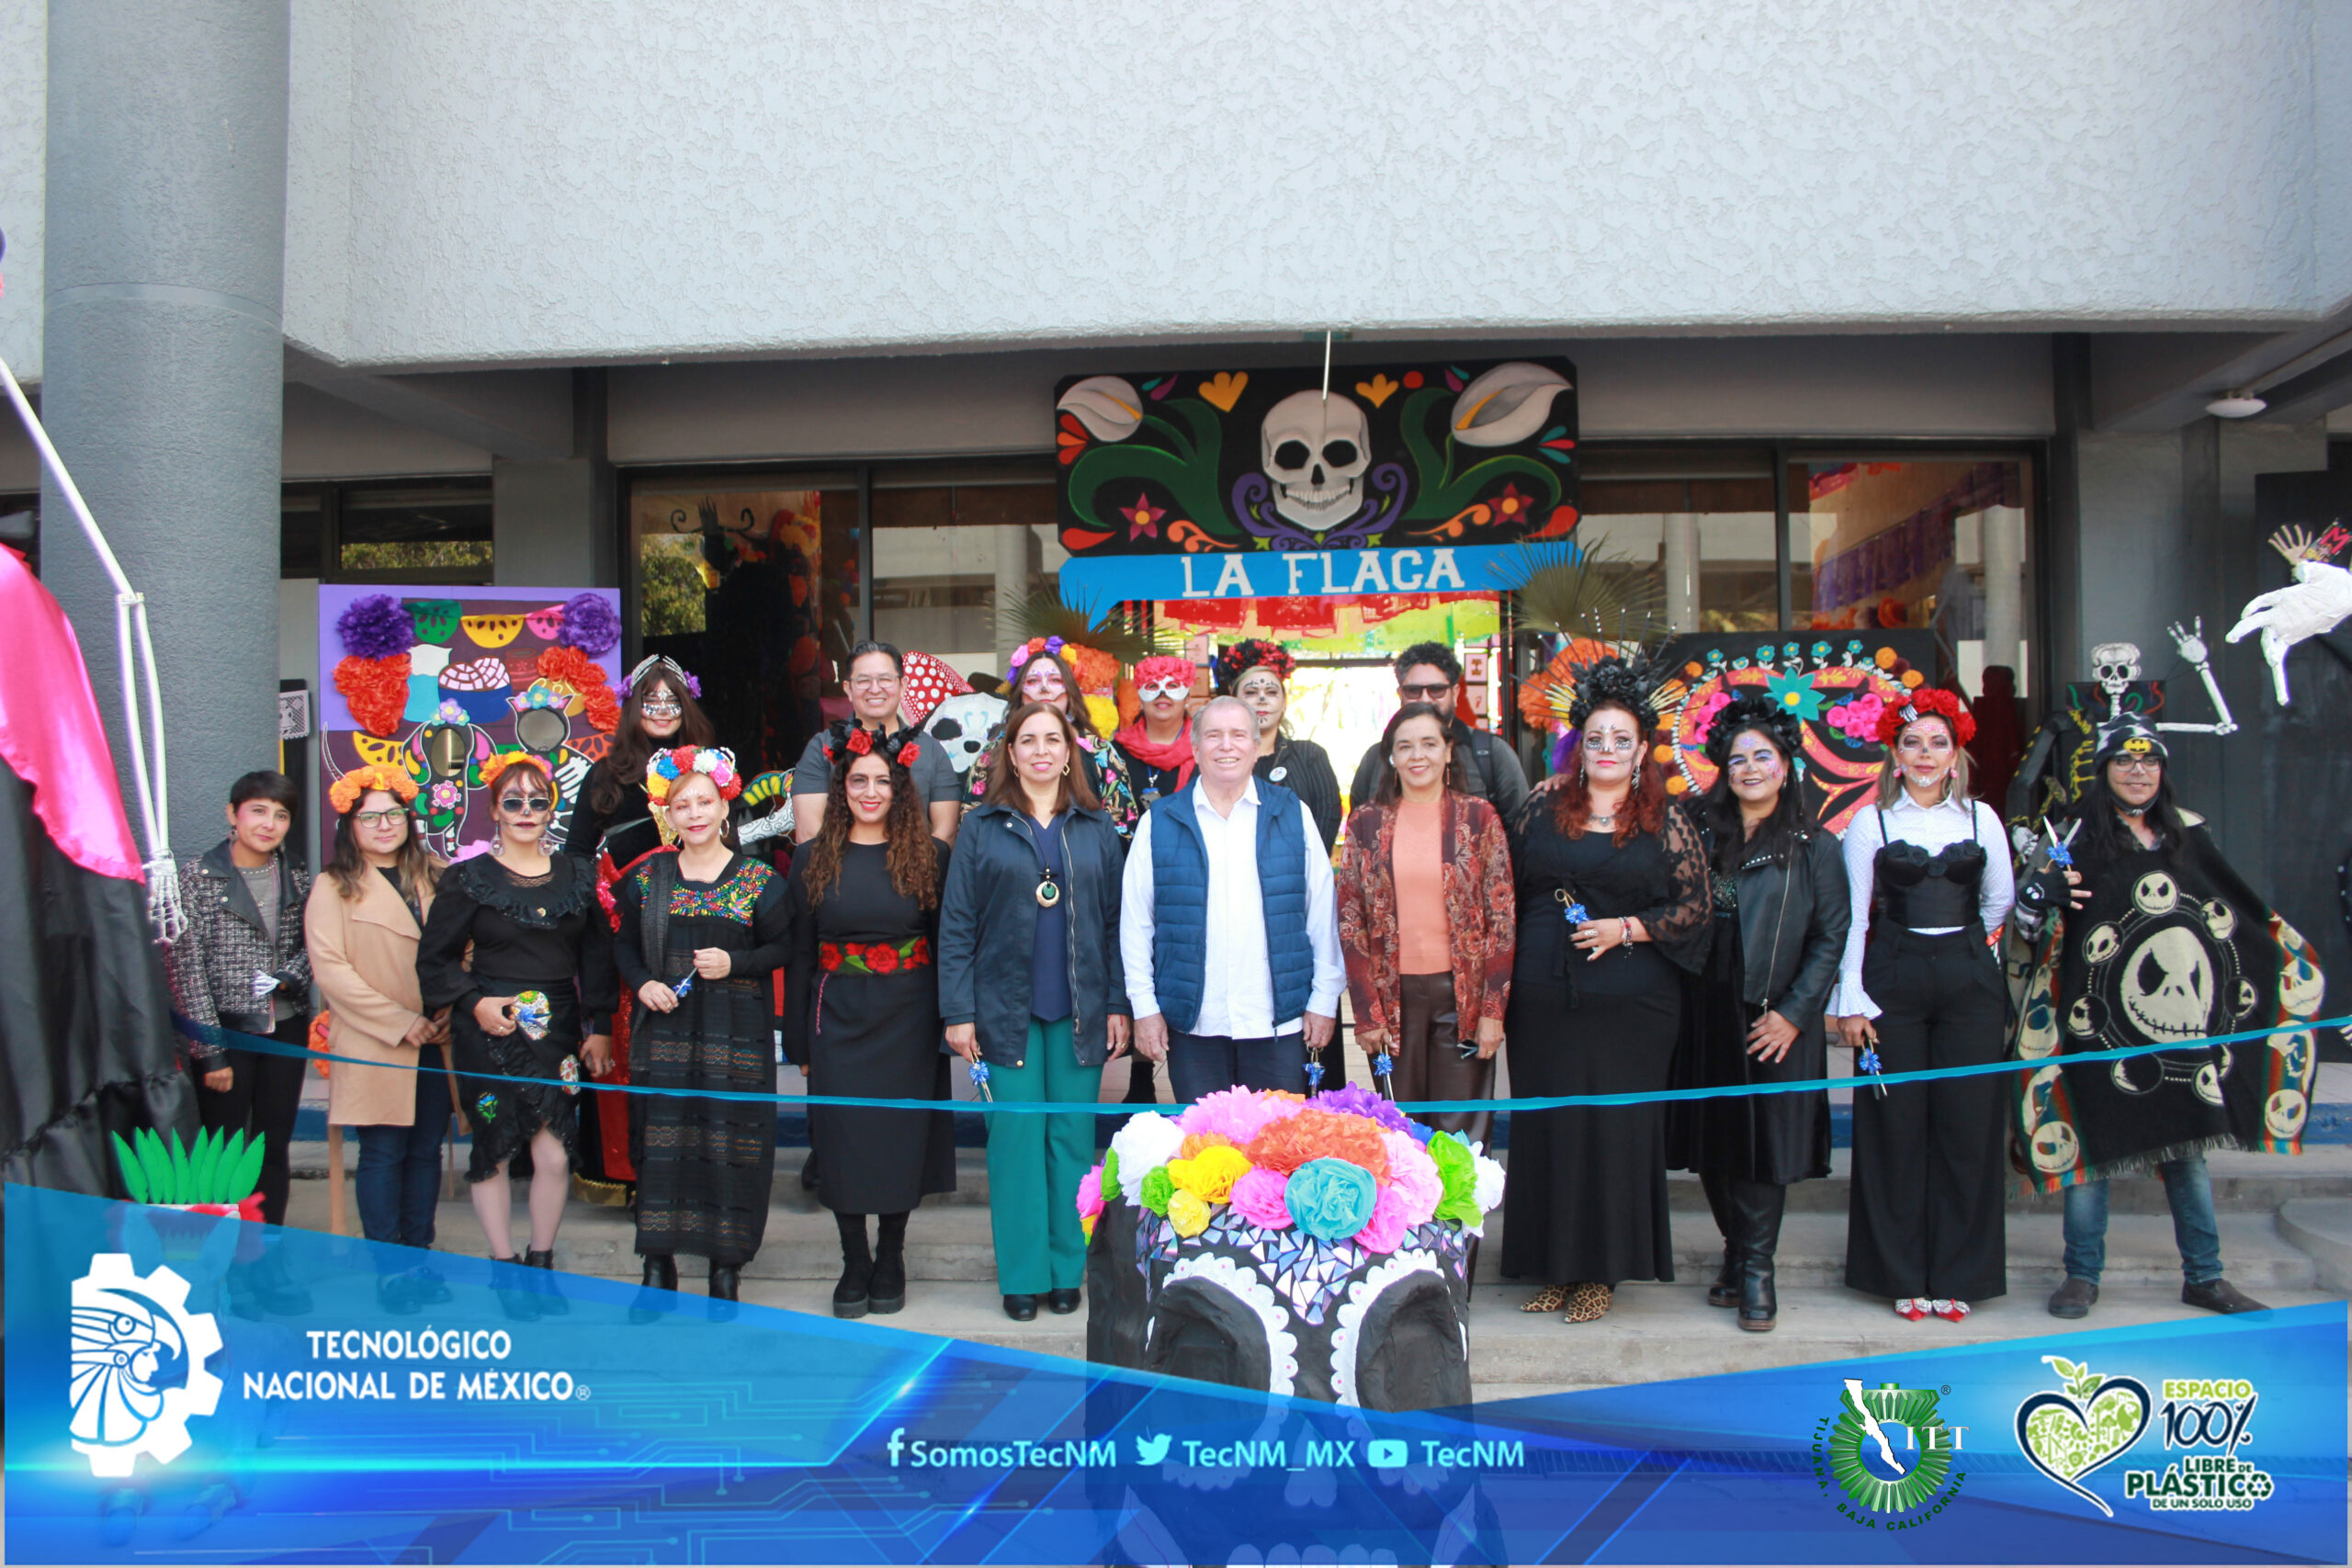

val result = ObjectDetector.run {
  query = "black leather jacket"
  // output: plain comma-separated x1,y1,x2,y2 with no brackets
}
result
1711,821,1849,1026
937,802,1130,1068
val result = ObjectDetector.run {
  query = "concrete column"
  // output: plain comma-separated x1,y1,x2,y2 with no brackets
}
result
993,523,1039,669
1661,512,1700,633
40,1,290,856
1979,503,2025,674
492,369,616,589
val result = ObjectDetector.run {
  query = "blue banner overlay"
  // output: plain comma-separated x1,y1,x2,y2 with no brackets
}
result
7,1185,2343,1563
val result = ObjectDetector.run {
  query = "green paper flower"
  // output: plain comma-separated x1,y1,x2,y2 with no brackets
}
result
1139,1166,1175,1216
1436,1192,1483,1230
1101,1149,1122,1202
1428,1132,1476,1201
1285,1157,1380,1241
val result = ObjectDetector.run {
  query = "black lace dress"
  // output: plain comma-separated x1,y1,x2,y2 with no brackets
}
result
615,851,791,1265
417,854,617,1183
1500,802,1711,1286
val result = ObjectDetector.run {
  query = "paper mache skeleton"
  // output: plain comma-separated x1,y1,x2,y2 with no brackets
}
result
1082,1091,1503,1411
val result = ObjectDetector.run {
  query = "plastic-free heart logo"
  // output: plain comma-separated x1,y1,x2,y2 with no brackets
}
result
2014,1355,2151,1517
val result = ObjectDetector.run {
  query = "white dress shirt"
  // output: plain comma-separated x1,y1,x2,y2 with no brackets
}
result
1832,792,2015,1020
1121,776,1345,1036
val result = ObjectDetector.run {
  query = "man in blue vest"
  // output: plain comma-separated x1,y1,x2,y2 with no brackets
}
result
1120,695,1344,1100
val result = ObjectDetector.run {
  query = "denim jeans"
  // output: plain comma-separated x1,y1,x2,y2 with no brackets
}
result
353,1042,451,1251
2061,1154,2222,1286
1166,1030,1308,1102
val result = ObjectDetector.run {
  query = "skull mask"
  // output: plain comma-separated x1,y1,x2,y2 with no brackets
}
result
2089,641,2142,706
1261,390,1371,534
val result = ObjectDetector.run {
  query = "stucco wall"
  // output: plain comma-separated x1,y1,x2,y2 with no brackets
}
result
6,0,2346,379
0,2,41,378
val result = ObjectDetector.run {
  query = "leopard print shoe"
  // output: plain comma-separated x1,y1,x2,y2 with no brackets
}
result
1521,1283,1570,1314
1563,1281,1614,1323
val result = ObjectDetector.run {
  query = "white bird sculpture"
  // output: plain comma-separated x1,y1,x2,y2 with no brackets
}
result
2226,525,2352,705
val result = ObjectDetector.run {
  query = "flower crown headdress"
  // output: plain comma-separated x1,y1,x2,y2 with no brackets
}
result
1215,639,1296,694
481,750,560,804
645,745,742,804
1699,688,1806,773
328,763,420,817
824,719,924,772
1871,685,1976,748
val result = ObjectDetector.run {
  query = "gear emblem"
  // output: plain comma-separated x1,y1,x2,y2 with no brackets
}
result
70,1253,224,1476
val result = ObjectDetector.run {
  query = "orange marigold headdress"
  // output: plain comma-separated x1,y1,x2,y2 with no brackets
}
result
328,763,420,816
481,750,560,803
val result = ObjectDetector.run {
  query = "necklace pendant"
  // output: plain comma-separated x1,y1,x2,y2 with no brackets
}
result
1036,875,1061,908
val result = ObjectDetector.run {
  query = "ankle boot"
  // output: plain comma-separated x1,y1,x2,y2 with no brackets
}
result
832,1213,874,1319
707,1264,741,1302
869,1213,909,1315
629,1254,678,1325
1700,1171,1739,1308
1732,1180,1783,1333
524,1247,569,1315
492,1253,540,1323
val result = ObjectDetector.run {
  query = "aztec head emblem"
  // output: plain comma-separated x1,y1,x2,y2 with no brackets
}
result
69,1254,223,1476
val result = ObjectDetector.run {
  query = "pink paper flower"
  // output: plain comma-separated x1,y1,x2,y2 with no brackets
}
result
1353,1186,1411,1254
1380,1129,1443,1227
1227,1165,1295,1230
1828,692,1887,741
1178,1087,1302,1147
1075,1167,1104,1223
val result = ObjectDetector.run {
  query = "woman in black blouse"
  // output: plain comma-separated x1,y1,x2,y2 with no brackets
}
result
417,752,616,1319
1503,657,1711,1324
615,748,791,1311
1216,639,1342,852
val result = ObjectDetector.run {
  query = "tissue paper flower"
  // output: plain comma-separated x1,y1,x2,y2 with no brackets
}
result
1352,1186,1411,1255
1168,1145,1251,1204
1284,1157,1380,1242
1109,1113,1186,1200
1245,1109,1390,1181
1138,1166,1176,1216
1310,1083,1413,1136
1167,1188,1212,1238
1075,1167,1103,1224
556,592,620,654
1227,1166,1295,1230
1178,1132,1236,1159
1178,1087,1302,1146
1379,1130,1443,1226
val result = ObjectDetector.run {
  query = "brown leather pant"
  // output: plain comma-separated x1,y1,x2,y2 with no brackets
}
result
1390,971,1495,1151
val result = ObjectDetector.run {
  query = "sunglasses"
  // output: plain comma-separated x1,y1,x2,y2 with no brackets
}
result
1398,682,1453,700
499,795,552,814
1137,679,1191,698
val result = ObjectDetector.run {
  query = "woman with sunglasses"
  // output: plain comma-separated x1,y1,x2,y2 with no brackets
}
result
417,752,616,1318
964,644,1141,841
307,763,451,1313
1829,691,2013,1325
1502,655,1711,1325
615,747,790,1311
784,722,956,1318
562,655,718,1205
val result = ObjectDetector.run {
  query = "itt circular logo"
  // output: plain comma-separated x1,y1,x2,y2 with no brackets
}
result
1815,1378,1968,1528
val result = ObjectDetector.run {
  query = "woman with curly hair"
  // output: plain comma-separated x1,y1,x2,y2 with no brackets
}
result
1666,691,1848,1333
1828,690,2014,1324
783,723,956,1318
615,747,790,1312
1501,655,1712,1324
1217,639,1342,853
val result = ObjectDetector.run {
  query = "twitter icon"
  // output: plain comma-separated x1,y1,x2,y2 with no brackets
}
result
1134,1433,1172,1465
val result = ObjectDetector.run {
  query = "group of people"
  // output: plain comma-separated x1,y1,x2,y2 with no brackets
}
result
164,634,2296,1336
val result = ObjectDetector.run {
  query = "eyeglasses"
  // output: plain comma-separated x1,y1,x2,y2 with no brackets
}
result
639,699,682,718
1398,682,1453,700
1582,734,1637,754
499,795,552,814
1137,679,1191,699
847,675,898,693
351,809,408,829
2110,757,2164,774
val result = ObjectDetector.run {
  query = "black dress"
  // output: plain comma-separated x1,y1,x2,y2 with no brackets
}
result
1256,737,1342,852
559,764,666,1196
616,851,791,1265
1668,881,1834,1186
1500,803,1710,1286
562,766,666,876
783,839,957,1215
416,854,617,1183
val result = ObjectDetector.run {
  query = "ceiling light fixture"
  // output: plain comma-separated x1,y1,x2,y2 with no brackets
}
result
2205,393,2267,419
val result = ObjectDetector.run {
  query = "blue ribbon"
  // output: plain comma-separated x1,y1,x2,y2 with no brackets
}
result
177,1012,2346,1118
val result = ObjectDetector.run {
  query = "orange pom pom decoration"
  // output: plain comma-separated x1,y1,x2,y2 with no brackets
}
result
1243,1108,1392,1182
532,645,620,735
334,653,411,738
1178,1132,1237,1159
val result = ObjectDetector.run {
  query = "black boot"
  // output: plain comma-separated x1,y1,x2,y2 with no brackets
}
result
629,1254,678,1325
1732,1180,1783,1333
707,1264,741,1303
833,1212,874,1319
524,1247,569,1315
869,1213,908,1315
492,1253,540,1322
1700,1171,1739,1309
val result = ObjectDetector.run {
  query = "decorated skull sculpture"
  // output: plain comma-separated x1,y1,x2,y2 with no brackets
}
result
923,692,1007,775
1261,390,1371,534
2089,641,2143,705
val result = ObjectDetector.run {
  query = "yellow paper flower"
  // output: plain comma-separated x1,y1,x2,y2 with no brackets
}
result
1169,1145,1252,1205
1081,1214,1095,1242
1167,1188,1212,1238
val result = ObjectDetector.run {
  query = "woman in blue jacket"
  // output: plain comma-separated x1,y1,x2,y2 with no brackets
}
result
939,701,1133,1322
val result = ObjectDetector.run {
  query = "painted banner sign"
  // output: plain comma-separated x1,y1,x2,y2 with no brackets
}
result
1054,356,1577,606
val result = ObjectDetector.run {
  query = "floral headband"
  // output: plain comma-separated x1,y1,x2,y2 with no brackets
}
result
645,744,742,803
824,720,924,772
1007,636,1069,672
1215,639,1295,693
328,763,419,816
1135,654,1197,689
481,750,560,804
624,654,701,700
1872,685,1976,748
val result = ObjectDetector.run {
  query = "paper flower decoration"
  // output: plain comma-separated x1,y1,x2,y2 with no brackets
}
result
1167,1188,1213,1238
1826,692,1886,741
1309,1083,1413,1137
1245,1109,1390,1181
336,593,413,660
328,762,420,816
334,653,412,738
533,645,620,733
1168,1145,1251,1204
1765,669,1826,721
1108,1114,1185,1201
1285,1157,1380,1242
556,592,620,655
644,744,742,802
1353,1186,1411,1254
1138,1166,1176,1217
1227,1165,1295,1229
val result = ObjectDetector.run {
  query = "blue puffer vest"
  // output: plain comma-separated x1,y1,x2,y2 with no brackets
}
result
1149,781,1313,1032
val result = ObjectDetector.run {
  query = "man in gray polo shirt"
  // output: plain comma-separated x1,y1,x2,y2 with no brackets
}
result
791,640,964,844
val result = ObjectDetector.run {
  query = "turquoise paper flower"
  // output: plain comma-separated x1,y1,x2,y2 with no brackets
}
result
1285,1157,1379,1242
1765,670,1825,721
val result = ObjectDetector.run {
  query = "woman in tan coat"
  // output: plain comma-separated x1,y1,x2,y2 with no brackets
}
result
307,764,452,1313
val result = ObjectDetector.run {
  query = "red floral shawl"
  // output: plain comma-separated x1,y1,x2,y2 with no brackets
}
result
1335,791,1515,1038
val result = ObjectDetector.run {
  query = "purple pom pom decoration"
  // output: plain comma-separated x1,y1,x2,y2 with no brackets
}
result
336,593,414,660
1311,1081,1415,1134
557,592,621,655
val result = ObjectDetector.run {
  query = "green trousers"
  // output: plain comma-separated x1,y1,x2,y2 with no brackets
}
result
985,1019,1098,1295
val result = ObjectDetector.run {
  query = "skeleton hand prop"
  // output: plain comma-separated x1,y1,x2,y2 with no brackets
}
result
2227,560,2352,705
2157,615,2237,735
